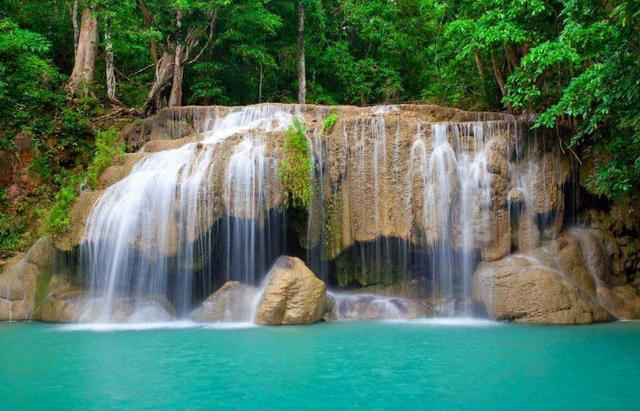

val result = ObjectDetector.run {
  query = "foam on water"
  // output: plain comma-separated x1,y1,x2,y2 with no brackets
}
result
59,320,259,332
385,317,500,327
58,321,200,332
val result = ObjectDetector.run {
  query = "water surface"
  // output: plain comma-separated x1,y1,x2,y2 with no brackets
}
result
1,320,639,410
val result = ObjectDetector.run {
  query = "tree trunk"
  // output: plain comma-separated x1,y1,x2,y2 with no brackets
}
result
72,0,79,52
490,51,507,97
258,62,263,103
68,8,99,98
169,45,185,107
504,44,519,74
143,51,175,115
473,49,486,83
297,1,306,104
104,24,117,101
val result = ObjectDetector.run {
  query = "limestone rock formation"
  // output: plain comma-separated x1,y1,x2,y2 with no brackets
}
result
473,255,613,324
40,286,87,323
10,103,630,326
472,228,640,324
0,236,57,321
254,256,327,325
41,289,177,323
604,285,640,319
0,254,38,321
190,281,258,322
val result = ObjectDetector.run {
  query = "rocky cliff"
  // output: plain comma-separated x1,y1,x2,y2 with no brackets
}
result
1,103,638,324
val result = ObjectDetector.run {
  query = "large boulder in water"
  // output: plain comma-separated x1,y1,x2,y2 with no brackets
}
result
190,281,258,322
473,254,613,324
255,256,326,325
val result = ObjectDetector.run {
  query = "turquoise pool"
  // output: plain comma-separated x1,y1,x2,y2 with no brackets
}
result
1,319,639,410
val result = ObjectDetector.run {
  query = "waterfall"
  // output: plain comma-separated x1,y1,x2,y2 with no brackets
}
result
223,137,284,285
80,105,295,322
568,228,616,314
300,111,519,316
402,123,495,314
76,103,564,322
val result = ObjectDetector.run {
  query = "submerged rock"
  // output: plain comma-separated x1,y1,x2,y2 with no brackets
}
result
332,293,431,320
190,281,258,322
323,293,338,322
255,256,326,325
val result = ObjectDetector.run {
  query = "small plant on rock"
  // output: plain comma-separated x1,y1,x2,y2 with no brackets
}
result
278,118,313,210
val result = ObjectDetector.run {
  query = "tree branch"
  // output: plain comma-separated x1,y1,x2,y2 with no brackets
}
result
136,0,159,64
187,10,218,65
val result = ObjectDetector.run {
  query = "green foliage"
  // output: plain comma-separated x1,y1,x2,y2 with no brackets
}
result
321,113,339,134
42,176,81,235
87,129,124,189
504,0,640,199
0,18,64,144
40,128,124,236
278,118,312,210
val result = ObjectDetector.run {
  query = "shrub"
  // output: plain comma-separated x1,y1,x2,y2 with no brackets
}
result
321,113,340,134
278,118,313,210
86,128,124,189
42,177,80,235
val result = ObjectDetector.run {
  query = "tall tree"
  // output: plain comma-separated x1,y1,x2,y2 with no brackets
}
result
139,0,219,114
67,6,98,98
103,19,116,101
297,1,306,104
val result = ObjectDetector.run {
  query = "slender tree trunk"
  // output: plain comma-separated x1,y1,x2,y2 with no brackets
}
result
473,50,486,83
297,1,306,104
104,23,117,101
144,51,175,115
504,44,519,74
169,45,185,107
490,51,507,97
68,8,99,98
72,0,79,52
258,63,263,103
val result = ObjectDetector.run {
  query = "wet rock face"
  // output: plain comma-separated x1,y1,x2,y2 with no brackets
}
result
190,281,258,322
471,228,640,324
0,255,38,321
40,293,178,323
255,256,327,325
473,255,613,325
0,237,57,321
40,285,87,323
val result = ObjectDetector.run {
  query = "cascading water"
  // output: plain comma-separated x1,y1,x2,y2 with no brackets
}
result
223,137,285,285
303,114,511,316
80,105,295,322
568,227,616,314
405,123,494,315
77,103,568,323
